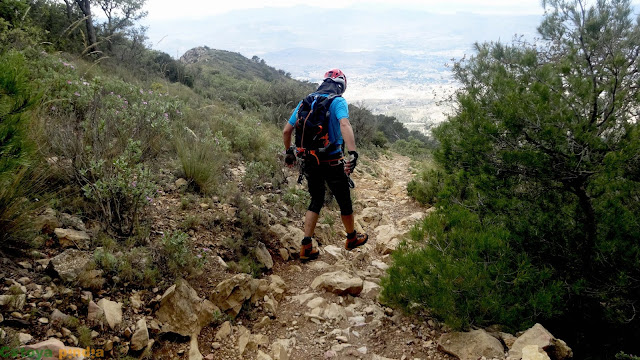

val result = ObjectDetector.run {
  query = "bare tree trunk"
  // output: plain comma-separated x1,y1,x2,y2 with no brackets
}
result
63,0,74,21
75,0,98,53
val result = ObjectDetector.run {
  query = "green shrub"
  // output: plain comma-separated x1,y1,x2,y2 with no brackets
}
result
244,159,282,190
406,168,446,206
80,139,157,236
371,130,389,148
282,187,310,214
391,137,431,159
227,255,262,278
617,353,640,360
220,194,272,276
175,129,229,194
0,51,42,250
159,231,205,278
380,206,565,330
30,55,186,235
63,316,80,329
76,325,92,348
94,245,159,288
181,215,202,231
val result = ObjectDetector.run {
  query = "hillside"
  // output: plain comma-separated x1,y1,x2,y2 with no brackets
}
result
180,47,296,83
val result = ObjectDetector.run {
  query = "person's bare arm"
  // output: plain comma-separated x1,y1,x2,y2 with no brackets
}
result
339,118,356,152
283,122,294,150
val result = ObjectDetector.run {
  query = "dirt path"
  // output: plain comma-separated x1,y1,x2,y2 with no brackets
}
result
198,152,449,360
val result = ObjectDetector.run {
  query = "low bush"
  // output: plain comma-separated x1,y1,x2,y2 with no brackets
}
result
29,53,186,236
282,187,310,214
93,244,159,288
158,231,206,278
406,168,446,206
391,137,432,159
380,206,565,331
244,159,283,190
0,50,42,251
176,129,229,194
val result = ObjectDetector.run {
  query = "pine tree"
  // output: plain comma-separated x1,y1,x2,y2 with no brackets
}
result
383,1,640,357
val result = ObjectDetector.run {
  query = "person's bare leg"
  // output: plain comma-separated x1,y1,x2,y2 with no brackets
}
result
300,210,321,261
341,214,355,234
304,210,320,237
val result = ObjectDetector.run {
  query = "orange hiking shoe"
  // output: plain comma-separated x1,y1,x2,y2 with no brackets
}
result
300,239,319,262
345,231,368,250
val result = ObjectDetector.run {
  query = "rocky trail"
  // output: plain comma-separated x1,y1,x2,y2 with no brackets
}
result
1,152,573,360
191,153,446,360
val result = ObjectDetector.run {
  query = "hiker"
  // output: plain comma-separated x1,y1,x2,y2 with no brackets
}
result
282,69,368,261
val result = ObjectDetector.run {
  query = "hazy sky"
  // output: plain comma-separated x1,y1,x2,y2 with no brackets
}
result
143,0,549,20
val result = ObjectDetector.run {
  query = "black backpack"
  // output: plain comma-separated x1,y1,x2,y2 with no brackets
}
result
294,93,340,165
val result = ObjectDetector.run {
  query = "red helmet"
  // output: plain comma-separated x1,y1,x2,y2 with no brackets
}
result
324,69,347,93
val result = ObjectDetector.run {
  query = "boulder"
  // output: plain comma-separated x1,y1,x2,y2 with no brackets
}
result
130,318,149,351
237,326,269,355
272,341,290,360
323,245,345,260
54,228,90,249
263,294,278,315
508,323,572,360
355,207,390,229
307,297,326,309
251,279,269,304
175,178,188,189
374,224,402,254
18,333,32,344
397,212,425,228
268,275,287,301
59,213,86,232
324,303,347,321
48,249,92,282
438,329,505,360
272,338,295,360
362,280,381,295
269,225,304,258
96,299,122,330
311,271,363,296
129,292,143,310
546,339,573,360
37,208,60,234
523,345,552,360
156,279,219,337
50,309,71,325
255,242,273,270
87,301,104,325
215,321,232,341
210,274,258,318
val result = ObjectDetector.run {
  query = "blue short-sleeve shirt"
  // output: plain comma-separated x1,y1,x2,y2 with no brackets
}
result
288,95,349,155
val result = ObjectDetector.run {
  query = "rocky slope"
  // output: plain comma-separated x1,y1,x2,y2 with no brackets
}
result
0,152,572,360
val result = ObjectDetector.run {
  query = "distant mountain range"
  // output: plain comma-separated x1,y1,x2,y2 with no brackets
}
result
145,5,542,132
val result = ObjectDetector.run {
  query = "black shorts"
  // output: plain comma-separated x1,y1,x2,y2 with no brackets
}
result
304,161,353,216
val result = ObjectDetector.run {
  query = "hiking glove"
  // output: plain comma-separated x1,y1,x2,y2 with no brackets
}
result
285,147,296,167
345,151,358,175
